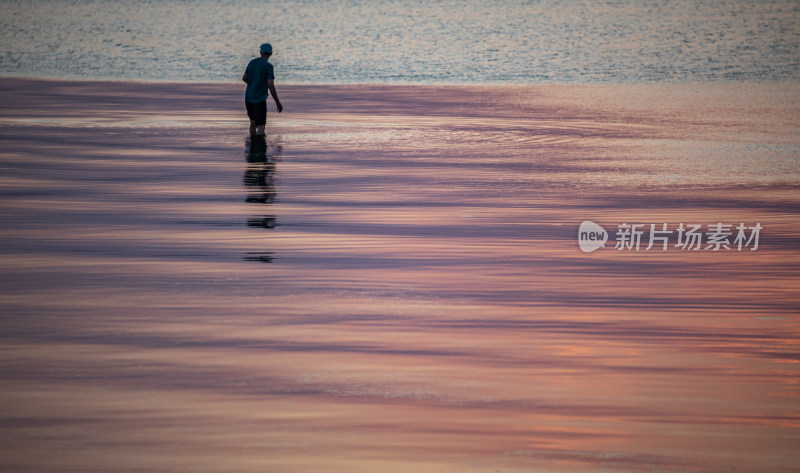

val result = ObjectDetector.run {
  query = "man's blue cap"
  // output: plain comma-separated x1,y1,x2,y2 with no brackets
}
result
260,43,273,54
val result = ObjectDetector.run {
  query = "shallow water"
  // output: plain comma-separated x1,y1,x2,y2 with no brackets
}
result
1,0,799,83
0,79,799,472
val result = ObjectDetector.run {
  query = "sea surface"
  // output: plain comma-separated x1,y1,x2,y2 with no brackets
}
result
0,79,798,472
1,0,799,84
1,1,800,471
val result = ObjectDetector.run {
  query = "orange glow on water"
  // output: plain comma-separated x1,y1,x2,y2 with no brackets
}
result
0,79,798,472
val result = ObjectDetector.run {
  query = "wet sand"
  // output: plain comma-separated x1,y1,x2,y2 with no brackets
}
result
0,78,799,472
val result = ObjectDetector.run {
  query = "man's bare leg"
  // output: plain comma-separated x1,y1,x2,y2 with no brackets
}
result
249,120,257,135
255,124,265,136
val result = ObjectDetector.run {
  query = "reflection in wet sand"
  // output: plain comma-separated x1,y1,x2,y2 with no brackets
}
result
0,79,798,472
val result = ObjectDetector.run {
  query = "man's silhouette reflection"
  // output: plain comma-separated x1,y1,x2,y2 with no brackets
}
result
243,135,282,263
244,135,280,204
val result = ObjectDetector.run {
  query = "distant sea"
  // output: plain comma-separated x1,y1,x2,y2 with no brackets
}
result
1,0,798,84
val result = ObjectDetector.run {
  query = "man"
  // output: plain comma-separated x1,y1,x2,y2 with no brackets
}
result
242,43,283,136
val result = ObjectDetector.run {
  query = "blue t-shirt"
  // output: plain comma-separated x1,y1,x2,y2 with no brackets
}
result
244,57,275,103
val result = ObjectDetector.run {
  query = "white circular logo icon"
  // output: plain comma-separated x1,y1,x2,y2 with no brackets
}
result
578,221,608,253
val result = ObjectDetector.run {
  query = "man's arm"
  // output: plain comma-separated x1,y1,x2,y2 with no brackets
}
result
242,72,248,83
267,79,283,113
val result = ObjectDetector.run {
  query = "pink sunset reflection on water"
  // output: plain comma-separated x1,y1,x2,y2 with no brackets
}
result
0,79,798,472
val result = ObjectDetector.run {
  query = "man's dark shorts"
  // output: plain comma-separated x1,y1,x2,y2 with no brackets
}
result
245,101,267,126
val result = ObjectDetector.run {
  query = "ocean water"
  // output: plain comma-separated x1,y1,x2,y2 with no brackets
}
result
1,0,799,84
1,79,799,472
1,1,800,470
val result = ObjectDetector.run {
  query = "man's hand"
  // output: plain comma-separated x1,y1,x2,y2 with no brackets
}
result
267,79,282,113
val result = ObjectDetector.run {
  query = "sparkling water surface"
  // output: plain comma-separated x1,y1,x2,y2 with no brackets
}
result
1,0,799,83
